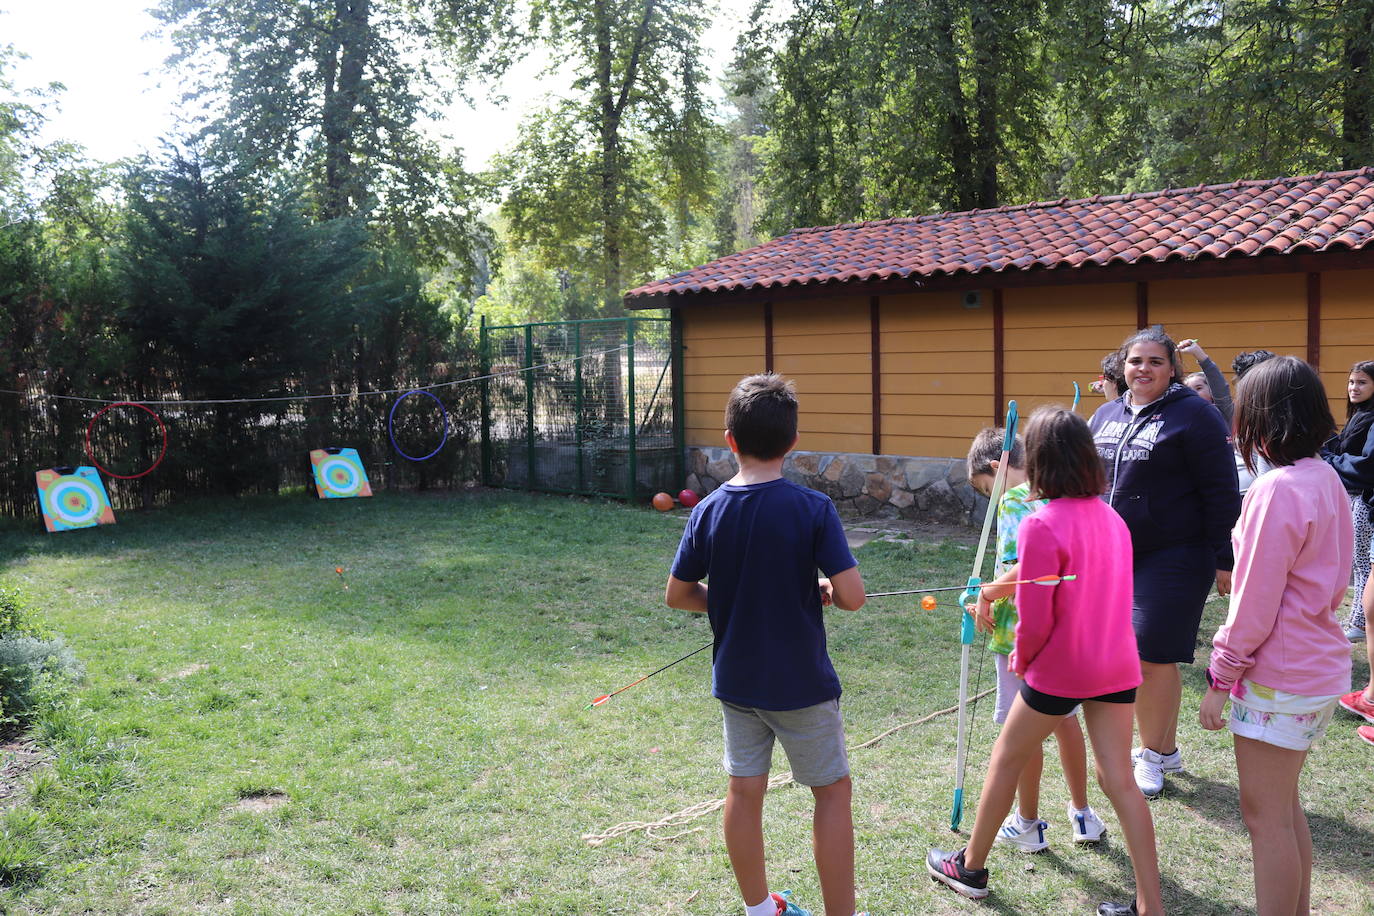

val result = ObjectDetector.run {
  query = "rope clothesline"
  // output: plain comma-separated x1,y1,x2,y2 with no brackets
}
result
0,344,633,407
581,687,995,846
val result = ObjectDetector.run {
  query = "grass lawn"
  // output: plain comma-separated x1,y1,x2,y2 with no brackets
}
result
0,490,1370,915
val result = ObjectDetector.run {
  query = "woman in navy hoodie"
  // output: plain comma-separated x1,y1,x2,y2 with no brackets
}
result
1089,327,1241,799
1321,360,1374,641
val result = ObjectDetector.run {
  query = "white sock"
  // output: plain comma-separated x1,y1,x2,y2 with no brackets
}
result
1014,810,1038,829
1070,804,1092,816
745,895,778,916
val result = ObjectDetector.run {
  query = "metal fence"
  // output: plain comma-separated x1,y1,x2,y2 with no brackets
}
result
1,367,480,522
479,317,683,500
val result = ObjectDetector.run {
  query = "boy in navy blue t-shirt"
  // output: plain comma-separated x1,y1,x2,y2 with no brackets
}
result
666,373,867,916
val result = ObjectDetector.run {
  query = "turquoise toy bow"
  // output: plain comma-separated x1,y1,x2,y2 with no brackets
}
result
952,399,1017,831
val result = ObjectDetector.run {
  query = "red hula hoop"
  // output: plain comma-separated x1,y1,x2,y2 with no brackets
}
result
85,402,168,479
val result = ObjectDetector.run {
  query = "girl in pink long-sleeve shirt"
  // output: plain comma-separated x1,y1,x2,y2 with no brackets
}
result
928,407,1161,916
1200,356,1352,916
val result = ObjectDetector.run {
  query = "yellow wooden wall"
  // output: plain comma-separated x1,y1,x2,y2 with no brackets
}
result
1321,270,1374,422
1002,283,1137,418
772,297,874,453
681,304,766,450
1152,273,1302,399
880,291,994,457
679,269,1374,457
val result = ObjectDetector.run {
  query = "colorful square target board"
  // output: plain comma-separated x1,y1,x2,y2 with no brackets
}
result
35,467,116,532
309,448,373,499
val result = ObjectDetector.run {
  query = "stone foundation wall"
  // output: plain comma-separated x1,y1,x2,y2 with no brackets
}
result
686,446,987,526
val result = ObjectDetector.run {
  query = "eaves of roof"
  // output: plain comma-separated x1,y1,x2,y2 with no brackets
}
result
624,169,1374,309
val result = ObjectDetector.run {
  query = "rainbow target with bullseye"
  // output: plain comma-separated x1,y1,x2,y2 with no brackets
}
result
309,448,373,499
35,467,117,533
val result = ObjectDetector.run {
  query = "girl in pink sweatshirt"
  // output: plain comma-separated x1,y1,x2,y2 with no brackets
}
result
1201,356,1352,916
928,407,1161,916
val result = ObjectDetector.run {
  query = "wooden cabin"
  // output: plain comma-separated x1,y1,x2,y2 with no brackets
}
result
625,170,1374,523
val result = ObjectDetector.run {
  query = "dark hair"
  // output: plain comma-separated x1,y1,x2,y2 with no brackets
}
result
1348,360,1374,418
1100,351,1127,397
966,427,1025,479
1231,349,1276,381
1118,326,1182,385
1024,406,1107,499
1233,356,1335,472
725,373,798,460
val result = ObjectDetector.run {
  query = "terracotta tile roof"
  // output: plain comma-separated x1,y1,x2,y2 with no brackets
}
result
625,168,1374,304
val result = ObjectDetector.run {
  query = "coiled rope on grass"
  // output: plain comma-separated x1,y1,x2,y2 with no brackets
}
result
581,686,995,846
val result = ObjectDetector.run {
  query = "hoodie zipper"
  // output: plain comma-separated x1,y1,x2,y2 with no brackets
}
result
1107,403,1160,507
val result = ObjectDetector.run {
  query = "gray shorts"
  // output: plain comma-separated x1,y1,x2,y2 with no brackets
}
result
994,653,1078,724
720,698,849,787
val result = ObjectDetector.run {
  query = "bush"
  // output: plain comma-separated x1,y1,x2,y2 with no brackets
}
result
0,636,82,726
0,583,80,727
0,583,44,639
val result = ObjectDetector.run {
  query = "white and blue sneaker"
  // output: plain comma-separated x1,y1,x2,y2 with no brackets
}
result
1070,804,1107,843
995,812,1049,852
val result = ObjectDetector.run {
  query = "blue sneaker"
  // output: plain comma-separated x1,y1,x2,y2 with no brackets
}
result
771,890,812,915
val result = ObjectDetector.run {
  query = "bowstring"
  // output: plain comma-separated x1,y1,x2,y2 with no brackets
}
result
957,587,992,824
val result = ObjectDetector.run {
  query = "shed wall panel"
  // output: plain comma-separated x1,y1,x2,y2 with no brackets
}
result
881,291,994,458
682,305,764,448
1320,270,1374,422
773,299,873,454
1150,275,1306,351
1002,284,1137,417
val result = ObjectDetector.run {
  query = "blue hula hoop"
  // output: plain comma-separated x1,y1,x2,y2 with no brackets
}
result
388,389,448,461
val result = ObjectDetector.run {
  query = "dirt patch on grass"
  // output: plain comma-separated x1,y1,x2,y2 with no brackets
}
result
161,663,207,680
0,738,48,807
232,790,288,813
845,518,978,545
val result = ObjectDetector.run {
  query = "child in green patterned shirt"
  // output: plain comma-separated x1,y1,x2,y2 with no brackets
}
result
965,427,1105,852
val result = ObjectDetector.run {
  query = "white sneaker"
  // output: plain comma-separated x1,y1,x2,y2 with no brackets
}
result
1133,748,1167,797
1069,805,1107,843
995,813,1049,852
1132,746,1183,773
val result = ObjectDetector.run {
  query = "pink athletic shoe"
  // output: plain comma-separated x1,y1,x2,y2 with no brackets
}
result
1338,690,1374,724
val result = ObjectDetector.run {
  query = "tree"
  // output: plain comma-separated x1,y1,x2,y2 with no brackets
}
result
497,0,717,314
153,0,513,272
750,0,1052,232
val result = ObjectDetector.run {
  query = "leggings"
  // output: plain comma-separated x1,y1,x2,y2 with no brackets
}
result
1350,492,1372,630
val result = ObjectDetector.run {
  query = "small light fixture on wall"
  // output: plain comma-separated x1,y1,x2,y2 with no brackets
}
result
962,290,983,309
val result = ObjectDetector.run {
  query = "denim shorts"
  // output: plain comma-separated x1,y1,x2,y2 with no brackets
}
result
721,698,849,787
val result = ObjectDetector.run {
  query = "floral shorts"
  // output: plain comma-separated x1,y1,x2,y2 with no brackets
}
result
1228,680,1340,751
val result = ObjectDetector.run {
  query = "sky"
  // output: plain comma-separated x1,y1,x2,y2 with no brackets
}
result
1,0,753,170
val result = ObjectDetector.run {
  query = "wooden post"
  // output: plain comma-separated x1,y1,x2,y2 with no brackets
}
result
764,301,774,373
870,296,881,455
993,289,1004,424
1307,272,1321,369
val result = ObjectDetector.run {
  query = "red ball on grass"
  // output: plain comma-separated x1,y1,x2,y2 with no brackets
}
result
678,489,700,508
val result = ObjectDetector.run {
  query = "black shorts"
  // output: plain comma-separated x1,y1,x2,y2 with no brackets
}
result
1020,683,1138,717
1132,542,1216,664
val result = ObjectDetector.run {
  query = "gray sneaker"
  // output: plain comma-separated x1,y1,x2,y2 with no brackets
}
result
1347,625,1366,642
